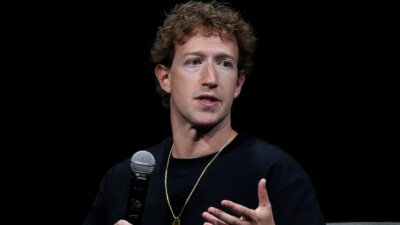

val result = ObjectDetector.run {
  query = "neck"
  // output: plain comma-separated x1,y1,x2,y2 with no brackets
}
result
170,118,237,159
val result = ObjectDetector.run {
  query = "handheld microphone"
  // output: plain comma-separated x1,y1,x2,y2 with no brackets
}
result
125,150,156,224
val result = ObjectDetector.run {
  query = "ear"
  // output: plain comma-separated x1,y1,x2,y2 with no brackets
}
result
234,71,246,98
155,64,171,94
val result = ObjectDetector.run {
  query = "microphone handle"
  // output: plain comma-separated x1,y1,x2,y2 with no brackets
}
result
125,172,149,225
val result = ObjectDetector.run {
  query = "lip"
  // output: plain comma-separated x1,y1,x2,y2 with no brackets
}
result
195,94,220,107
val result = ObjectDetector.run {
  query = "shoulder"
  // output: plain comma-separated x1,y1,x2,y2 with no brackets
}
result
235,133,309,180
237,134,303,166
101,158,130,187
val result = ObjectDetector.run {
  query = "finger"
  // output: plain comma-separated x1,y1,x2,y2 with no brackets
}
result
258,178,270,208
206,206,246,225
114,219,132,225
221,200,254,219
202,210,229,225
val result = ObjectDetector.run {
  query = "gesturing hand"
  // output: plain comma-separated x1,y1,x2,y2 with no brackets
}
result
202,179,275,225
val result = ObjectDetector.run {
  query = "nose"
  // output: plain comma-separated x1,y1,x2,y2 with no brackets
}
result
201,61,218,89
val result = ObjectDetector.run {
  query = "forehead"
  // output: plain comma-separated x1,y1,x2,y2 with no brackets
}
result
175,32,239,58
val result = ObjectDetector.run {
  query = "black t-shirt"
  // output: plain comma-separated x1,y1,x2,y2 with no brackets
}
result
83,133,325,225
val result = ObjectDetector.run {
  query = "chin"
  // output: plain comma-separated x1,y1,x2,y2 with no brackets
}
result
188,116,214,126
188,111,230,129
190,116,224,130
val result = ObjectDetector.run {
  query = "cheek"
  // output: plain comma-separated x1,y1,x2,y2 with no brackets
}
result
228,76,240,92
216,66,235,75
171,76,192,96
174,71,197,87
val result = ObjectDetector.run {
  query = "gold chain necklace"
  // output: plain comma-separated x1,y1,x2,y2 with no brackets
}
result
164,132,233,225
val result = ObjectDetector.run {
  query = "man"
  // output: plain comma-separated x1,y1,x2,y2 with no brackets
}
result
83,1,325,225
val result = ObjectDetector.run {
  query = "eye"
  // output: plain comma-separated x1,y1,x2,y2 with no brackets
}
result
220,60,233,68
186,58,202,65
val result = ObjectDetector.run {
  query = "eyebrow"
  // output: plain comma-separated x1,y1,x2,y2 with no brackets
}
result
183,51,237,62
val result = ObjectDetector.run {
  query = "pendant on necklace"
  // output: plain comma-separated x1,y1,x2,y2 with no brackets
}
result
172,218,180,225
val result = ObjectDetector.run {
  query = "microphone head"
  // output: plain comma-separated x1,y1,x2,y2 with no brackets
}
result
130,150,156,175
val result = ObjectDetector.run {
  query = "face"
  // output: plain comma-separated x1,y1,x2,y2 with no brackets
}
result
156,32,245,128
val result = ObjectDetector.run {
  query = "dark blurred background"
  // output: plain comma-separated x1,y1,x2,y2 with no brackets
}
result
7,0,398,224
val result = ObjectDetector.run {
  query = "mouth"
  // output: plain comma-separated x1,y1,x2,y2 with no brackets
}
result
195,94,220,106
196,94,219,102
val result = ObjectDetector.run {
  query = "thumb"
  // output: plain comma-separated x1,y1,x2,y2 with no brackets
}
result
114,219,132,225
258,178,270,208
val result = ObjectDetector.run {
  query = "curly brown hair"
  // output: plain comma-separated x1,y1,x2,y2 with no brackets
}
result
151,0,257,107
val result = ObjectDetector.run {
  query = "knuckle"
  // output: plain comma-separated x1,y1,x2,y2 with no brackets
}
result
212,207,223,216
